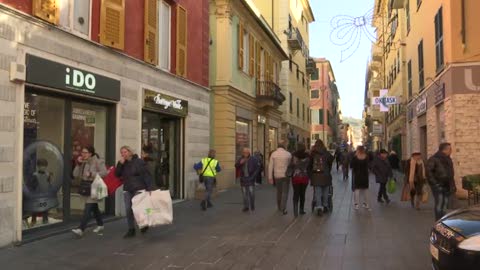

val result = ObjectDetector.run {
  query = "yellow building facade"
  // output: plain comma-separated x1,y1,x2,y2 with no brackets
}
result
370,0,480,197
209,0,288,189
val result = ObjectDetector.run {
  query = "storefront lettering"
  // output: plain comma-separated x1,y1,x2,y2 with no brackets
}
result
153,94,183,110
65,68,96,93
416,97,427,116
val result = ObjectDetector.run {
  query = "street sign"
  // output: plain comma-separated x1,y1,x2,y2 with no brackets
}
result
371,89,398,112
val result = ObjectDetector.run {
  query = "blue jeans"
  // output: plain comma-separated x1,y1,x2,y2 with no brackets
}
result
432,186,450,221
204,177,215,203
314,186,330,209
241,186,255,210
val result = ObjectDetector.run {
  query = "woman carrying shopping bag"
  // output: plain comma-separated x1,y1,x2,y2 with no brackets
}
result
71,146,108,237
115,146,153,238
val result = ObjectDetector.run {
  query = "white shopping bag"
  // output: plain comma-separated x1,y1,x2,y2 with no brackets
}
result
91,173,108,200
131,190,173,228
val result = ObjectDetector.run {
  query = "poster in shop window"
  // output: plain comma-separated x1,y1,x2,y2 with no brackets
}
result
71,108,96,189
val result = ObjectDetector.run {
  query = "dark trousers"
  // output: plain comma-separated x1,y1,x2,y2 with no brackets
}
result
123,191,138,230
292,183,307,210
432,187,450,220
378,183,389,201
79,203,103,231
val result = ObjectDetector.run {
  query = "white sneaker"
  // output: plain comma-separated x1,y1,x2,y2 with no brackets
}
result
354,204,360,210
363,203,372,211
93,226,104,234
72,228,83,237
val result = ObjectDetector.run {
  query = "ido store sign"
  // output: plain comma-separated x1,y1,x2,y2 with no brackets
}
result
26,54,121,101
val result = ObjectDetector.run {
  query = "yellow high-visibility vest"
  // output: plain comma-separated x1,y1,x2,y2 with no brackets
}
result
201,158,218,177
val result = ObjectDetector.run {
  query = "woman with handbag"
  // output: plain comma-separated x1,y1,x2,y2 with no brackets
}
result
290,143,310,217
72,146,108,237
404,152,427,210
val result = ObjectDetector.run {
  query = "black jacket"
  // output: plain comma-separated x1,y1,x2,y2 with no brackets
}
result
308,149,334,186
370,157,393,184
427,151,455,190
115,155,153,193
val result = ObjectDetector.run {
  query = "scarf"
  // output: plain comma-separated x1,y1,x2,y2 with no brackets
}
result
408,158,426,184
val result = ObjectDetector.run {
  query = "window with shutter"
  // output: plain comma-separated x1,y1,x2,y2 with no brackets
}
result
144,0,158,65
33,0,59,24
238,23,244,70
158,1,171,70
176,5,187,77
255,42,261,80
249,34,255,77
100,0,125,50
264,51,270,82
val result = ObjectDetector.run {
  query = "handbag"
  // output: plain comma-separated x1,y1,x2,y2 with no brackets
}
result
78,180,92,196
198,158,214,183
103,166,122,195
285,158,295,178
400,182,411,202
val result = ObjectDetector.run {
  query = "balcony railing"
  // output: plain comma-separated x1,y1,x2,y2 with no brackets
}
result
306,58,316,75
256,80,285,107
288,27,304,51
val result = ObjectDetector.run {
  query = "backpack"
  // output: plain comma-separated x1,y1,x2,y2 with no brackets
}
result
312,153,327,173
293,157,309,178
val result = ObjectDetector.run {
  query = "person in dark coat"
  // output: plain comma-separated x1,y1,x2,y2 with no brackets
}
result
235,148,261,212
334,147,342,171
309,139,334,215
388,151,401,180
254,151,264,185
341,149,350,181
350,146,371,210
115,146,153,238
291,143,310,217
427,143,456,220
370,149,393,204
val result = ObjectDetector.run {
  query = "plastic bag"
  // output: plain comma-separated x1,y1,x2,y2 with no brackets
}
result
90,173,108,200
131,190,173,229
387,178,396,194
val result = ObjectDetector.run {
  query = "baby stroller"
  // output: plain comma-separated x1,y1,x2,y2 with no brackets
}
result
311,185,334,213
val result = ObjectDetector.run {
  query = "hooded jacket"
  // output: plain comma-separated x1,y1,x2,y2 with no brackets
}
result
115,154,153,193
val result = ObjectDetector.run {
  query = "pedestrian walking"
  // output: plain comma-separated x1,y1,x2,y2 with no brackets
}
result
115,146,153,238
309,139,334,215
341,148,350,181
404,152,426,210
370,149,393,204
427,143,456,220
71,146,108,237
194,149,222,211
235,148,261,212
291,143,310,217
268,140,292,215
334,147,342,171
388,151,401,180
351,146,371,210
254,151,264,185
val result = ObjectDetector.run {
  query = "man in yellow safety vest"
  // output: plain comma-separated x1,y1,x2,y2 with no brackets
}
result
194,149,222,210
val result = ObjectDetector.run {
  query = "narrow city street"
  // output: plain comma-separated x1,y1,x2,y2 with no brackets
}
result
0,170,435,270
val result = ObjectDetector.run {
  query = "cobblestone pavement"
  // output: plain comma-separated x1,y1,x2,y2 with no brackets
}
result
0,170,436,270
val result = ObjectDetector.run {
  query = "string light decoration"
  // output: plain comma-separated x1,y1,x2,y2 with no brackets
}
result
329,8,376,62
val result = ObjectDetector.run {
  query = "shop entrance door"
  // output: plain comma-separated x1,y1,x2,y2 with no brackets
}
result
22,91,115,232
142,111,181,199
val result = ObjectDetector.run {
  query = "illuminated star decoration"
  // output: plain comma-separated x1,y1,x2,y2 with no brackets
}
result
330,9,376,62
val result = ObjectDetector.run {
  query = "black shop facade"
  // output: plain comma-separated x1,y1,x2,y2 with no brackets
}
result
22,54,120,237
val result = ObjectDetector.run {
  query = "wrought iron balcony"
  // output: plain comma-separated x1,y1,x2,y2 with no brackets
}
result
256,80,285,108
288,27,304,51
306,58,316,75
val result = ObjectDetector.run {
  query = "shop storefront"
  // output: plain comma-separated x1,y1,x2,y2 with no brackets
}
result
142,90,187,199
22,54,120,233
